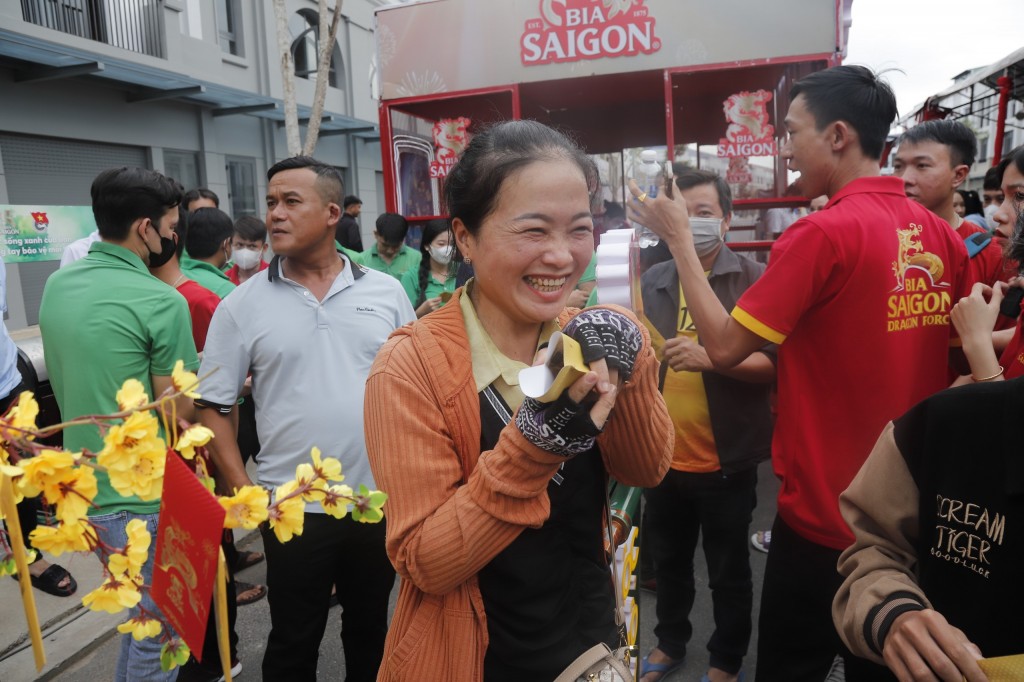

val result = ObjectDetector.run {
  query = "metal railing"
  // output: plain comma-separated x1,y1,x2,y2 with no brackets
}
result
21,0,165,59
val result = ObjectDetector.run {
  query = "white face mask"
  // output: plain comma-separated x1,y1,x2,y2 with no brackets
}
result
429,243,454,265
232,248,263,271
689,217,724,257
984,204,999,223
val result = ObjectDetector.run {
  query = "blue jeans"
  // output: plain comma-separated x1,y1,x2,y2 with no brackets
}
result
90,510,179,682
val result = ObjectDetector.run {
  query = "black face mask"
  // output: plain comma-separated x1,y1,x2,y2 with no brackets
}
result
146,227,177,268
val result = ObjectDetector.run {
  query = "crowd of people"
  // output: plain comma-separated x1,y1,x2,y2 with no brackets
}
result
2,63,1023,682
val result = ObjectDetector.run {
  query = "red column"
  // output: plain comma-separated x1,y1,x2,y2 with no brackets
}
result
992,73,1012,165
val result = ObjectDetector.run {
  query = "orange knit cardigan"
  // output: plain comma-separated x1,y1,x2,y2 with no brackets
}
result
364,288,673,682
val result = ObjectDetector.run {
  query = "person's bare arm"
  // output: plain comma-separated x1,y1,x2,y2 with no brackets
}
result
882,610,985,682
662,336,775,382
152,374,195,423
198,405,250,494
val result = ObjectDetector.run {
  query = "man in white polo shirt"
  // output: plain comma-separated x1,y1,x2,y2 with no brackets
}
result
197,156,414,682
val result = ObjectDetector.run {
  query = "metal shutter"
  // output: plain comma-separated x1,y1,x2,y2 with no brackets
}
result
0,133,148,324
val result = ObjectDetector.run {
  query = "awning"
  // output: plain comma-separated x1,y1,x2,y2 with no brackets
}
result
904,45,1024,123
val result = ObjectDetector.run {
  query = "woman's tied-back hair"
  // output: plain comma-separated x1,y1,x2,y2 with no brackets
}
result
443,119,598,236
415,218,454,307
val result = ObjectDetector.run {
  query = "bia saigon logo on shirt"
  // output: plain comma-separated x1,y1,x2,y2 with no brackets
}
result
887,224,953,332
520,0,661,66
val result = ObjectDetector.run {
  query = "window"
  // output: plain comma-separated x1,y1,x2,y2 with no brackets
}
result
215,0,241,56
226,157,258,219
164,150,201,192
289,9,343,88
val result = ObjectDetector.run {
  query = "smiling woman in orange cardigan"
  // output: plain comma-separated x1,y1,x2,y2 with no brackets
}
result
364,120,672,682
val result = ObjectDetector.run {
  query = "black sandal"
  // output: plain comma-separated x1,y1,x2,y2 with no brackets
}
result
232,549,265,572
30,564,77,597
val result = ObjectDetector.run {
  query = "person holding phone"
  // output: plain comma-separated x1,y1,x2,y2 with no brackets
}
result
401,218,459,318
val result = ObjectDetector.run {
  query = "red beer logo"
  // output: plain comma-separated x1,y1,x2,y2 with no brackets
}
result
717,90,778,158
521,0,661,66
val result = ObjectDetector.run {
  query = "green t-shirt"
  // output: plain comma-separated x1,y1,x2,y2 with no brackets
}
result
399,267,457,307
335,242,364,265
579,251,598,284
181,255,236,299
39,242,200,515
360,243,422,279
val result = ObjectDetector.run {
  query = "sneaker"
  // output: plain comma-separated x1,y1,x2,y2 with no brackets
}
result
750,530,771,553
216,660,242,682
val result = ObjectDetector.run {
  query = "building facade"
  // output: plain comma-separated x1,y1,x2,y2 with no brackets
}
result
0,0,391,330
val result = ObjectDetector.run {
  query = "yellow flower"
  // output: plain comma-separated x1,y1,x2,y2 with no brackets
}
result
106,447,165,501
116,379,150,411
268,481,305,542
351,485,388,524
174,424,213,460
17,449,76,497
1,391,39,440
29,521,92,555
321,483,354,519
311,447,344,482
171,360,201,400
98,411,165,472
293,462,324,503
50,466,98,523
117,616,162,641
107,519,150,579
219,486,270,529
82,575,142,613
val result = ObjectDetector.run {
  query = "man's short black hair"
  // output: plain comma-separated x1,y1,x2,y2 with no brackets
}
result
91,167,183,241
267,156,344,205
789,65,898,160
343,195,362,208
375,213,409,244
984,165,1003,191
898,120,977,168
672,165,733,216
183,187,220,209
185,207,235,259
234,215,267,243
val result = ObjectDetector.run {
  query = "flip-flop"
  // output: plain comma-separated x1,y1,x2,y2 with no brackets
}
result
29,564,78,597
235,580,267,606
232,549,265,572
640,653,684,681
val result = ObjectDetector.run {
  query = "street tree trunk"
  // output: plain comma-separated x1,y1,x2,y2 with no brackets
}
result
271,0,344,158
271,0,301,156
303,0,344,156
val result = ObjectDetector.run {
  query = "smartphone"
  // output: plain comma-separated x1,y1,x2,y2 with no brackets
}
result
1000,286,1024,318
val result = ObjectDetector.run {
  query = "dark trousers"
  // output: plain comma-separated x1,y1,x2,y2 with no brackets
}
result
755,515,896,682
644,467,757,674
260,513,395,682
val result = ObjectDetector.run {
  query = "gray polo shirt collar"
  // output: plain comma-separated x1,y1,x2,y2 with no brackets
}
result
266,251,368,283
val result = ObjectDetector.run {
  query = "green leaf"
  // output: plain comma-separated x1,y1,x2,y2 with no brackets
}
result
368,491,388,507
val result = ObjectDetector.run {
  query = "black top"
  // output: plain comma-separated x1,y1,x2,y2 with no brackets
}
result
476,385,617,681
335,214,363,252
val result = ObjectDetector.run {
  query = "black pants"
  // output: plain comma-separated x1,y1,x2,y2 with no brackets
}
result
644,467,757,674
755,515,896,682
260,513,395,682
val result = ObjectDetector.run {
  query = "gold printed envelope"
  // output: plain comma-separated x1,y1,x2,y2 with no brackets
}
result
519,331,590,403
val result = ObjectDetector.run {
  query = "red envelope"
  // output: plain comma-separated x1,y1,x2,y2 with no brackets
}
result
152,450,226,661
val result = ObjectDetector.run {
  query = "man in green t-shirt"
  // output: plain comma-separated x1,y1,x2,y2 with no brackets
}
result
181,206,237,299
360,212,421,279
39,166,199,682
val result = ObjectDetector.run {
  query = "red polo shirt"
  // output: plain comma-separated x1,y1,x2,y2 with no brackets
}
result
732,176,972,550
225,260,269,286
176,280,220,352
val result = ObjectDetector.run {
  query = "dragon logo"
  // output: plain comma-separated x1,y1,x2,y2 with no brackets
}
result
892,223,945,290
429,117,471,178
717,90,777,158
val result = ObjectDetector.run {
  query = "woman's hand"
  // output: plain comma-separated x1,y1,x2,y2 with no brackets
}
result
415,296,443,318
562,307,643,384
515,370,615,457
951,282,1003,352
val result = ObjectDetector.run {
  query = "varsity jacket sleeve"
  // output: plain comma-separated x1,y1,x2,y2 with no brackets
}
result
833,421,931,663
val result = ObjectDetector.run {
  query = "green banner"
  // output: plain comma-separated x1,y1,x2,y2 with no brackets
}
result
0,205,97,263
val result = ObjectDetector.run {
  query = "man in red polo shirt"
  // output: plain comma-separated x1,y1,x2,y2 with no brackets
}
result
630,65,972,682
